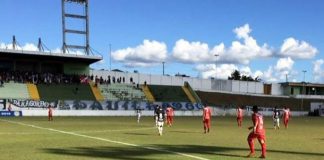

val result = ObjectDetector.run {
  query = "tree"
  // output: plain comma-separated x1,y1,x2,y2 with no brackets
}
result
228,70,241,80
228,70,260,82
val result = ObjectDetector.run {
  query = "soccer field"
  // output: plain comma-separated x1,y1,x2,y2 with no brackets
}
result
0,116,323,160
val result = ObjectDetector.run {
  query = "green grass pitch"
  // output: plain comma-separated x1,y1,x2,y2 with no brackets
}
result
0,116,323,160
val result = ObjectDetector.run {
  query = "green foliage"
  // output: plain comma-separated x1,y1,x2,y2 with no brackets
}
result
228,70,260,82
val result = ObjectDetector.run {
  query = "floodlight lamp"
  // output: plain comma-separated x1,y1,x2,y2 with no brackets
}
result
64,0,86,4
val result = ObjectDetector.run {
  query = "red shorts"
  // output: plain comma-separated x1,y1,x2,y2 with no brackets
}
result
203,119,211,128
248,132,265,142
167,115,173,122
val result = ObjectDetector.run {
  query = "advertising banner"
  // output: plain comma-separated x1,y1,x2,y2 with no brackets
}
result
0,111,22,117
6,99,203,111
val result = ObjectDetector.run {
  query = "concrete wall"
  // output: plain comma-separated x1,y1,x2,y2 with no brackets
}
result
64,63,89,75
21,109,308,116
211,79,232,92
271,83,283,95
90,70,279,95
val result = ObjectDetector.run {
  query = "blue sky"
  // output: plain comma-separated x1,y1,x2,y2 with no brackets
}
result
1,0,324,82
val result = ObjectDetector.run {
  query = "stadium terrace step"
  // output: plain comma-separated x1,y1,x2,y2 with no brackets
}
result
182,86,196,103
196,91,319,110
89,82,104,101
99,83,147,101
27,83,40,100
142,85,155,103
37,84,96,101
0,82,30,99
148,85,191,102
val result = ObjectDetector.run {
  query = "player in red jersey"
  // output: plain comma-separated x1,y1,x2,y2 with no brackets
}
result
236,106,243,127
166,105,174,127
282,106,291,129
202,104,212,133
247,105,266,158
48,105,53,121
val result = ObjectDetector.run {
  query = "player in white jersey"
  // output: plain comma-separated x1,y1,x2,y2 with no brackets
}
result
273,107,280,130
135,107,142,124
156,105,165,136
153,105,159,127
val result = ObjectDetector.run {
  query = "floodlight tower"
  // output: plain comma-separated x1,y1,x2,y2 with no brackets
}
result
62,0,90,55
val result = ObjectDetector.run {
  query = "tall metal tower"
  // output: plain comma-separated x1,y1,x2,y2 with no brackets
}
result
62,0,90,55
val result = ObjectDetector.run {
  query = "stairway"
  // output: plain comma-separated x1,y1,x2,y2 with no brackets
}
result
89,82,104,101
142,85,155,103
182,86,196,103
27,83,40,100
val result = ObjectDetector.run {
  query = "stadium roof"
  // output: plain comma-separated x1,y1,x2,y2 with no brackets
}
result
280,82,324,88
0,48,102,64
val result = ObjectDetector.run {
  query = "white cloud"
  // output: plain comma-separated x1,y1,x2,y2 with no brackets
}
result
195,64,262,80
112,39,168,67
22,43,38,51
275,57,294,71
253,70,263,80
240,66,252,76
257,57,297,82
0,42,38,51
172,24,273,65
234,23,251,39
172,39,212,63
274,57,295,81
222,24,272,64
0,43,6,49
262,67,278,82
313,59,324,82
0,42,92,56
195,64,238,79
279,37,318,59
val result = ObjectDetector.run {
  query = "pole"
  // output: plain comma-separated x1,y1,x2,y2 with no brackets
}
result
109,44,112,71
303,70,306,83
85,0,90,55
301,70,307,111
61,0,66,53
162,62,165,76
214,54,219,79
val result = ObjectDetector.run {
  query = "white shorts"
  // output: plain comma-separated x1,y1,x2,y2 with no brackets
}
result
157,121,164,127
273,118,280,126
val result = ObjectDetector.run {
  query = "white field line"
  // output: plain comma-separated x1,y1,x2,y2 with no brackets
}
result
73,127,155,133
0,132,51,135
0,119,209,160
0,127,155,135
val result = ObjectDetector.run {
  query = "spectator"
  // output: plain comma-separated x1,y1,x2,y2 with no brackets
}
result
0,76,3,87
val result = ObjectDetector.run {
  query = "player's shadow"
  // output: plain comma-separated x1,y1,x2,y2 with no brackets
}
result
42,144,324,159
124,132,151,136
169,130,201,134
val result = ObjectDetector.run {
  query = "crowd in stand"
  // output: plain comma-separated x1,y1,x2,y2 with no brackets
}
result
93,75,144,89
93,75,128,85
0,71,145,88
0,71,86,85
